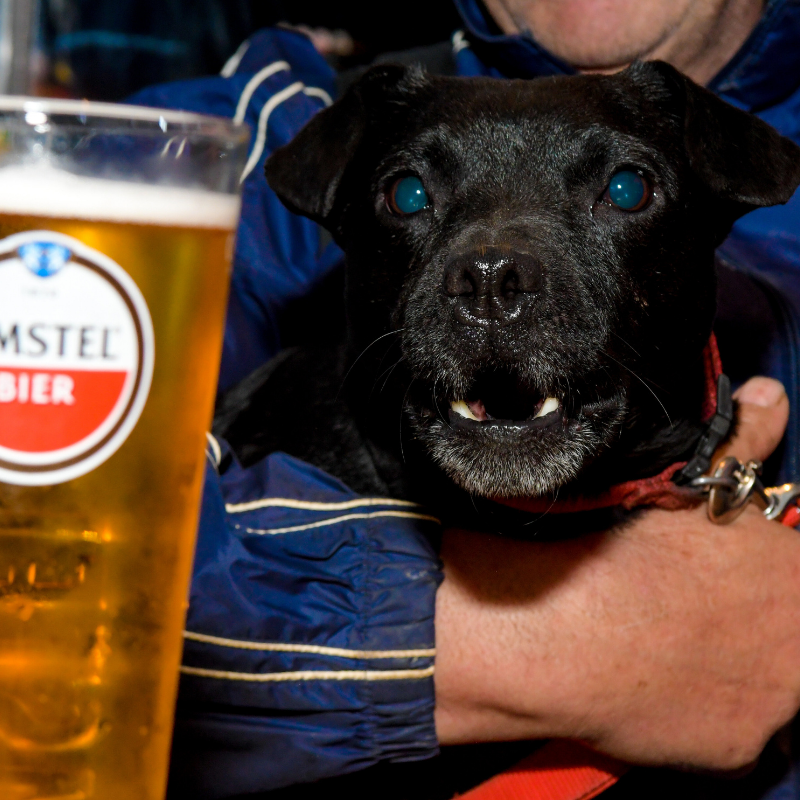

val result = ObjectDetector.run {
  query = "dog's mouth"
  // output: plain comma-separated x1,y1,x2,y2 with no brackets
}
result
445,369,563,429
406,364,626,497
449,396,561,426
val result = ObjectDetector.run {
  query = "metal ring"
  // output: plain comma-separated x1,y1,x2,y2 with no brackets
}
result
689,475,740,491
707,456,757,524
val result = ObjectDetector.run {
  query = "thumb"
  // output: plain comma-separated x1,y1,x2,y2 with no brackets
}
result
714,377,789,464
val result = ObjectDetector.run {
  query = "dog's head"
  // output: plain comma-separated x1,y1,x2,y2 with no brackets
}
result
266,62,800,498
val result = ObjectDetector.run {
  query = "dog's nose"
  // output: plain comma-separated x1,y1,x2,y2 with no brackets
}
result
443,248,543,324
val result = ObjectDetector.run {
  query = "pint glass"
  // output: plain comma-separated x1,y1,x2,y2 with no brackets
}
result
0,99,249,800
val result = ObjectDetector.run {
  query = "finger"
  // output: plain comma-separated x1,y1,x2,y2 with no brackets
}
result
714,377,789,463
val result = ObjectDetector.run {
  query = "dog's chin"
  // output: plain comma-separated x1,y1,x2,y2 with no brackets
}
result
408,397,626,498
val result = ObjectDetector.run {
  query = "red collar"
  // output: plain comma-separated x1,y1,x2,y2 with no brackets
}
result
496,335,723,515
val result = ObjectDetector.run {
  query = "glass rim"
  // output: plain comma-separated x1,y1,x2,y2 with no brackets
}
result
0,95,248,138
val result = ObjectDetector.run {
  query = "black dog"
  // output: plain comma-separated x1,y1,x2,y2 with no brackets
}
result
215,61,800,528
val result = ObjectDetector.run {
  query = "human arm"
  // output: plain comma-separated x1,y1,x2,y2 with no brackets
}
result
434,377,799,771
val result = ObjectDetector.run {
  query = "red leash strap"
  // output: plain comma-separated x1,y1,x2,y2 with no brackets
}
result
458,741,628,800
782,504,800,529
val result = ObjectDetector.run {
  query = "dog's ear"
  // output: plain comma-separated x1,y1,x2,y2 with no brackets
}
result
265,64,419,225
625,60,800,208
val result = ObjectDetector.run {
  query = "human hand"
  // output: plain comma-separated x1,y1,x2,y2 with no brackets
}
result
434,377,796,770
285,24,356,58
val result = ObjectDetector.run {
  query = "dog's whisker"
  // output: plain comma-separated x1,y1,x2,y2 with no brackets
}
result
371,356,404,393
399,378,416,465
521,486,559,526
375,336,402,374
432,376,449,427
601,349,673,429
378,359,404,394
337,328,405,400
610,330,642,359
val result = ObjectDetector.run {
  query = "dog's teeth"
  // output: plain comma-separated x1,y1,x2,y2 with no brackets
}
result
451,400,479,421
534,397,560,418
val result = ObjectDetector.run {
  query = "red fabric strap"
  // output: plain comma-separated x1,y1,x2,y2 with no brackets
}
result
782,504,800,528
498,459,697,514
458,741,628,800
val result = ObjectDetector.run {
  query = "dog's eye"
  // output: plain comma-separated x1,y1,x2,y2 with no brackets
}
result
388,176,429,215
605,170,651,211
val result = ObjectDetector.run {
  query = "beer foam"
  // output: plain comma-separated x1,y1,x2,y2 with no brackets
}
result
0,166,241,229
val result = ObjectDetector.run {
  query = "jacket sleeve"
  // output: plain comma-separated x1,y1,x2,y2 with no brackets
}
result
129,27,345,393
167,440,443,798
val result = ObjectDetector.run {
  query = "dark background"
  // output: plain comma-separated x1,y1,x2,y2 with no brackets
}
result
39,0,462,99
249,1,461,60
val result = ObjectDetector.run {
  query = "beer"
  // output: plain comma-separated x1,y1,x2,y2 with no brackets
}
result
0,160,243,799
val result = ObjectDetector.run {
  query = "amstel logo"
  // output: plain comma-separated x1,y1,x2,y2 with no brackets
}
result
0,230,154,485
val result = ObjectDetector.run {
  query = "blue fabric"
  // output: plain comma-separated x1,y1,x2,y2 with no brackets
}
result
718,244,800,481
764,753,800,800
126,11,800,796
169,442,441,797
131,28,343,394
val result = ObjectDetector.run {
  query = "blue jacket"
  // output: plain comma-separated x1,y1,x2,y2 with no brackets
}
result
131,4,800,796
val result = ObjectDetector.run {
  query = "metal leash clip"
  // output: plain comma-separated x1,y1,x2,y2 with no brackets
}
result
689,456,800,525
